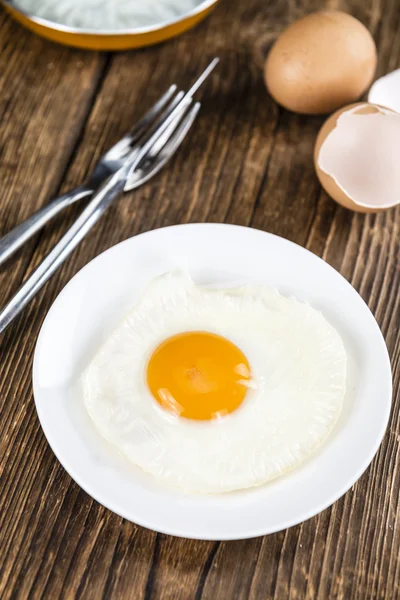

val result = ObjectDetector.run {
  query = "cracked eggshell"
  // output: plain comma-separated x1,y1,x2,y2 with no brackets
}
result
368,69,400,113
314,102,400,213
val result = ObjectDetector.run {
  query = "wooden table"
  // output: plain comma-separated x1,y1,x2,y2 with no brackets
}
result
0,1,399,598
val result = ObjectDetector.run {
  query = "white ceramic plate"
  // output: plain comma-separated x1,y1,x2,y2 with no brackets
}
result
33,224,392,540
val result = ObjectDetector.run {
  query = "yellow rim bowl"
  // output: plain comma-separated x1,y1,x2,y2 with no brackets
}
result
2,0,219,50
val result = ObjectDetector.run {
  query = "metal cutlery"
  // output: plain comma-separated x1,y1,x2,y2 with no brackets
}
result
0,60,217,334
0,57,218,266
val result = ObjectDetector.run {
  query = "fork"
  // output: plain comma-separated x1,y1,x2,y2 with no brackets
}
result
0,58,219,266
0,80,203,334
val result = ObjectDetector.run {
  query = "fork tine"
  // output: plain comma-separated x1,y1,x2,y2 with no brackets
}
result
128,84,178,144
138,58,218,138
129,58,218,155
143,98,199,162
127,103,201,191
133,58,218,141
128,96,193,177
144,90,185,138
108,90,186,163
158,102,201,157
107,59,218,161
104,84,181,161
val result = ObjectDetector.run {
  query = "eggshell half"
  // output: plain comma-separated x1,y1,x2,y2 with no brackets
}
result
314,102,400,212
368,68,400,113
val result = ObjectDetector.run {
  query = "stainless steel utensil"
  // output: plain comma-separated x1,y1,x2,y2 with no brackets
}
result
0,58,218,266
0,86,202,334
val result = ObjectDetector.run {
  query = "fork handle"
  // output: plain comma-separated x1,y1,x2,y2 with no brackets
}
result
0,184,93,266
0,172,127,335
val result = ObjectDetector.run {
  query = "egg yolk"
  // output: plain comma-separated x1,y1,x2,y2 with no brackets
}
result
146,331,251,421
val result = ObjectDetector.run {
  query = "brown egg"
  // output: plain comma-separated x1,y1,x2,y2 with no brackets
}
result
265,11,377,115
314,102,400,212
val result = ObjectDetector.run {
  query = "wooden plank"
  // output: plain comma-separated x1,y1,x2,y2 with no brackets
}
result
0,0,399,598
0,12,106,600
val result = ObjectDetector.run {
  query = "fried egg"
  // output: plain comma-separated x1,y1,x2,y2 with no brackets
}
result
83,270,347,493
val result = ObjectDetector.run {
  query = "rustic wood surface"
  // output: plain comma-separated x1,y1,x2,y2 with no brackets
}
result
0,0,399,598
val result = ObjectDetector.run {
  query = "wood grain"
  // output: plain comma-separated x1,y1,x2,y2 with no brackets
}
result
0,0,399,598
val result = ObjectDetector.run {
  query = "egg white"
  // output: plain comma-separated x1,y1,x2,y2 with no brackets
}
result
83,270,347,493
